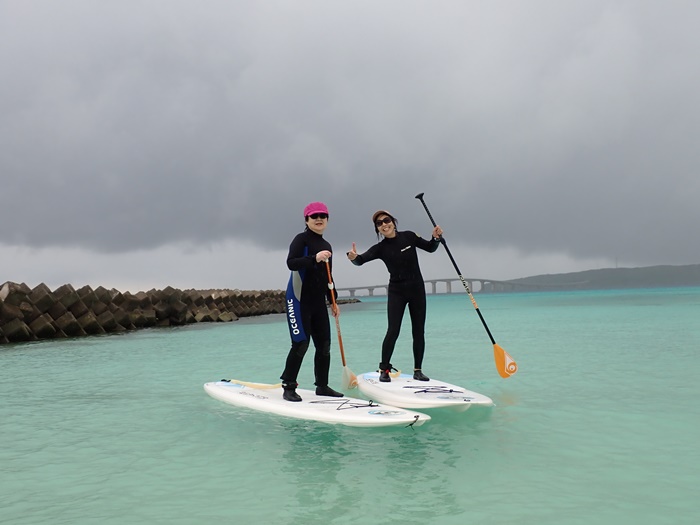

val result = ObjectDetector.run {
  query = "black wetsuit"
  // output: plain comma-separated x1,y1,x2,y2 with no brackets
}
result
280,228,336,387
351,230,440,370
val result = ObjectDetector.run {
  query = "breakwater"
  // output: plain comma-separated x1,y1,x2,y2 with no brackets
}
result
0,281,286,345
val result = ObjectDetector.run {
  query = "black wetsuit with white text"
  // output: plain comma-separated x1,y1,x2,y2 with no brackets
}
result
351,230,440,370
280,228,336,387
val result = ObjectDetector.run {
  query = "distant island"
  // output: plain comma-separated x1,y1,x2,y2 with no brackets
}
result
337,264,700,297
508,263,700,291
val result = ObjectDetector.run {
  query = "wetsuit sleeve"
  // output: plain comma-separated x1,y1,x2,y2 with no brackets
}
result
351,242,381,267
413,231,441,253
287,234,316,270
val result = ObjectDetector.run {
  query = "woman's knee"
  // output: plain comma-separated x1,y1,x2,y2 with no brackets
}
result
291,340,310,358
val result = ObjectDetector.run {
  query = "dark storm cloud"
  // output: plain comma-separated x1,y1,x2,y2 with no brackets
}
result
1,0,699,268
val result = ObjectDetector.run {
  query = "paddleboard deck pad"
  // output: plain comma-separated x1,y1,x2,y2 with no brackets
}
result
204,380,430,427
357,372,494,411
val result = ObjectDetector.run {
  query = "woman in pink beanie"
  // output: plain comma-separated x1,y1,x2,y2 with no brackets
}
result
279,202,344,402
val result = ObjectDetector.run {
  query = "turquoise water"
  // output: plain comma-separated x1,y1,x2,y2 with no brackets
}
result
1,288,699,524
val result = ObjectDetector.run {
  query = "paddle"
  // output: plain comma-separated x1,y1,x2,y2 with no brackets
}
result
324,261,359,389
415,192,518,378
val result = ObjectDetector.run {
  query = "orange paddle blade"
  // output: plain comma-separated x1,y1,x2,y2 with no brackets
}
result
494,344,518,378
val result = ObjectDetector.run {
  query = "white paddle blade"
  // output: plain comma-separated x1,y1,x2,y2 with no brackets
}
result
342,366,358,389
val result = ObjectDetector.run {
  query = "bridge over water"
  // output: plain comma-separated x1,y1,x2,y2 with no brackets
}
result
336,277,586,297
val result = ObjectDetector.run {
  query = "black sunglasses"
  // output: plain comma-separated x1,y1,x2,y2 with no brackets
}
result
308,213,328,220
375,217,393,227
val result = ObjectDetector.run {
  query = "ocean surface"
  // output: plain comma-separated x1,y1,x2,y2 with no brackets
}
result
1,287,699,525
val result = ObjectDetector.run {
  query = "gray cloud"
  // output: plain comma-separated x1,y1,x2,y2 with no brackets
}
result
2,0,699,274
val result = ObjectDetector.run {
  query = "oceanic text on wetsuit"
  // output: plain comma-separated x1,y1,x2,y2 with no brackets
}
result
287,299,300,335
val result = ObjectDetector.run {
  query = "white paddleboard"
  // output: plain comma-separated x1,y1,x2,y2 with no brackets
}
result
357,372,494,412
204,380,431,428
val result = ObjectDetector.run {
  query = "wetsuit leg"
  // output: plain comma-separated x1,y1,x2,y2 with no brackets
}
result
280,303,313,384
407,287,428,370
280,340,309,384
310,302,332,386
380,289,409,369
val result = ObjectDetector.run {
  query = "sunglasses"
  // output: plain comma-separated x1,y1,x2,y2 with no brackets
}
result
308,213,328,220
375,217,393,227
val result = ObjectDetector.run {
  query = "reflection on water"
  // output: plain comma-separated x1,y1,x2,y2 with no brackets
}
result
270,406,496,525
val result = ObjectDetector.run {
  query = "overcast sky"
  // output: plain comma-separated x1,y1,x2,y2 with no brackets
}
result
1,0,699,293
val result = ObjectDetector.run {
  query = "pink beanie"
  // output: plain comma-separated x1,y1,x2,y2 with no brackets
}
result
303,202,329,217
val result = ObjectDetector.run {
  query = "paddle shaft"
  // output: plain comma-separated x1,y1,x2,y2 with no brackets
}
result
324,261,348,366
414,193,496,345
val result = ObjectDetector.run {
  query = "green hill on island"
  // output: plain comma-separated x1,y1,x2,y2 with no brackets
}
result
509,263,700,290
